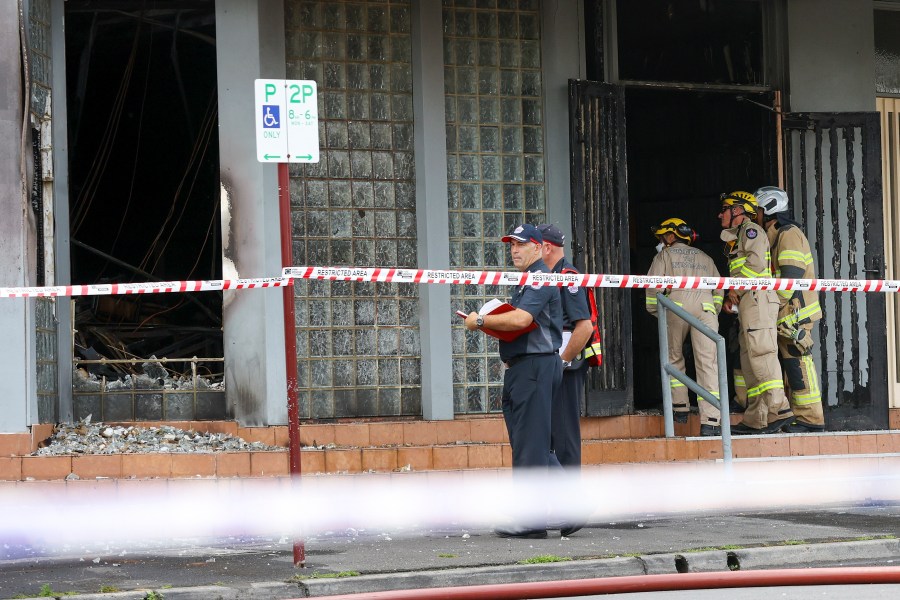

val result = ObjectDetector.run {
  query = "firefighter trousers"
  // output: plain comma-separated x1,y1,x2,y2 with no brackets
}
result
737,290,793,429
664,298,721,427
778,322,824,426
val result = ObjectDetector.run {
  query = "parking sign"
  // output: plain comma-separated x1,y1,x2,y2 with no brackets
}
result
254,79,320,163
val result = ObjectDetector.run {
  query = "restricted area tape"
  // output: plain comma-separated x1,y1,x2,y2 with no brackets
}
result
283,266,900,294
0,277,289,299
0,268,897,299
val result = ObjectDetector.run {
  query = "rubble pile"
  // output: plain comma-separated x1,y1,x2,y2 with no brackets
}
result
34,416,282,456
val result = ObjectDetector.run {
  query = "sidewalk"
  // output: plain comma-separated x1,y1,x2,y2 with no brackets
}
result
1,502,898,599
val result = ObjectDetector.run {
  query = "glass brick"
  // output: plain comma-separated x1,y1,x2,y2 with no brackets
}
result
308,239,330,265
374,181,395,207
499,70,520,95
371,123,393,148
444,66,456,93
346,3,367,30
392,93,413,120
353,182,375,208
392,35,412,62
300,32,323,58
456,39,476,66
372,152,395,179
459,125,479,152
525,184,544,210
323,32,347,59
524,155,544,182
354,239,375,263
369,64,389,91
519,13,539,39
459,154,479,180
501,126,523,152
357,388,378,416
374,211,397,237
371,93,390,120
459,183,479,209
467,386,486,412
376,239,398,265
324,3,346,29
462,241,483,268
377,329,399,356
331,210,353,238
520,42,541,69
350,151,373,179
452,358,466,384
482,211,503,237
477,12,498,37
400,388,421,415
503,184,524,209
311,360,333,385
347,34,367,60
379,387,401,415
397,210,416,237
484,240,504,266
309,300,331,328
503,155,523,181
482,184,502,209
357,359,377,386
391,5,412,34
334,389,357,417
328,150,351,178
394,152,415,180
310,331,332,357
500,98,522,124
368,5,389,33
311,389,333,419
445,97,457,123
453,386,467,413
481,155,501,180
462,212,483,237
355,299,376,326
326,121,349,150
480,98,500,124
332,331,353,361
324,92,347,119
523,99,542,125
368,35,389,61
523,126,543,153
330,180,352,207
332,300,353,326
457,68,478,95
348,92,370,119
393,123,414,151
378,360,400,385
349,122,371,149
347,63,370,90
497,11,518,38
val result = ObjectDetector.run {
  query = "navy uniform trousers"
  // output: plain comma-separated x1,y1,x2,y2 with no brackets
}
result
502,353,562,469
551,362,586,470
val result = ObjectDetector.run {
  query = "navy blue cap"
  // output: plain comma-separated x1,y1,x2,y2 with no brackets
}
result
537,224,565,247
501,224,543,244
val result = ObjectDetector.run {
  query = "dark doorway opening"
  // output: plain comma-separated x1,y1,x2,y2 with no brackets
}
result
64,1,222,388
624,87,777,410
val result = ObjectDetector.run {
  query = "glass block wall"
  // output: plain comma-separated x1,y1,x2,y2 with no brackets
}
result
285,0,422,419
443,0,547,413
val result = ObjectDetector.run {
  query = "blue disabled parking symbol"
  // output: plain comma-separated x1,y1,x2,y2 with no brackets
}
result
262,105,280,128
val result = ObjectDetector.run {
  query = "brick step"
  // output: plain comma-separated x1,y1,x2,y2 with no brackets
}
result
2,420,900,482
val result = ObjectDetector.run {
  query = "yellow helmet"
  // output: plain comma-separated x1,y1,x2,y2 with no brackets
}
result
651,218,698,245
720,191,759,216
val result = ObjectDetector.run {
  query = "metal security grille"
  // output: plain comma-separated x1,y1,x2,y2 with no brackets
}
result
443,0,547,414
782,112,887,430
285,0,422,419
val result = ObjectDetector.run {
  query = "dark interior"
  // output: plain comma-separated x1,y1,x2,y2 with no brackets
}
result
64,0,222,379
625,87,777,409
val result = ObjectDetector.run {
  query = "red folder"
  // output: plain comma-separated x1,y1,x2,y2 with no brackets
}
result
455,299,538,342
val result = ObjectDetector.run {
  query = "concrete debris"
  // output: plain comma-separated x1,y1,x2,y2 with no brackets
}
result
33,416,282,456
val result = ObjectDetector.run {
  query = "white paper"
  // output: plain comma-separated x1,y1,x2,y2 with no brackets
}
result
478,298,505,316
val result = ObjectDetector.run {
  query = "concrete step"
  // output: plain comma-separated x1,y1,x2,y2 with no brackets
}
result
2,412,900,482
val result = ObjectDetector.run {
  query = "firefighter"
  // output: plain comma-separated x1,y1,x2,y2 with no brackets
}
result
646,218,724,436
755,186,825,432
719,191,794,434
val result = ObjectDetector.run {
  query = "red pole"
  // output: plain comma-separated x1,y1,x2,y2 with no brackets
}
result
278,162,304,566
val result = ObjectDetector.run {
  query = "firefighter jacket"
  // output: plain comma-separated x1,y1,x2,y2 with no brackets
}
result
720,220,771,297
765,217,822,327
645,242,723,317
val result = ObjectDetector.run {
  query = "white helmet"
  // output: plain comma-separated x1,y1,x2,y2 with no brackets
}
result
755,186,789,216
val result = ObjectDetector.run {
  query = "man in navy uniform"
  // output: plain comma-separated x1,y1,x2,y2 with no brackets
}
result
537,224,592,472
465,223,562,539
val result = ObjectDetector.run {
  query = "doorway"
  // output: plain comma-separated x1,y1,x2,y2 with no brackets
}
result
64,1,223,420
624,86,776,410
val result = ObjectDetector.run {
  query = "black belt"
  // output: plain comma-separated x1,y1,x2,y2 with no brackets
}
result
505,351,557,368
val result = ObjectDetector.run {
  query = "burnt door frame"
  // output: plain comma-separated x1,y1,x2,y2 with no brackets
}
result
782,112,888,430
568,79,632,416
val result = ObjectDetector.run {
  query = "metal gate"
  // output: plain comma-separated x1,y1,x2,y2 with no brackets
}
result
568,80,632,416
782,112,888,430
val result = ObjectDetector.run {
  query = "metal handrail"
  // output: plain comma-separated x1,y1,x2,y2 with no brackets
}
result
655,292,732,465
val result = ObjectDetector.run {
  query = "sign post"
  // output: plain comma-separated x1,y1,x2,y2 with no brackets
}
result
255,79,320,568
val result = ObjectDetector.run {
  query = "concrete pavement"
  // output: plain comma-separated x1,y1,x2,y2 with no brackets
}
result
1,503,898,599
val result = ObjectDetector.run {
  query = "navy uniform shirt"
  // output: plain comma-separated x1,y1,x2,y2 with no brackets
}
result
552,257,592,330
499,259,562,362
